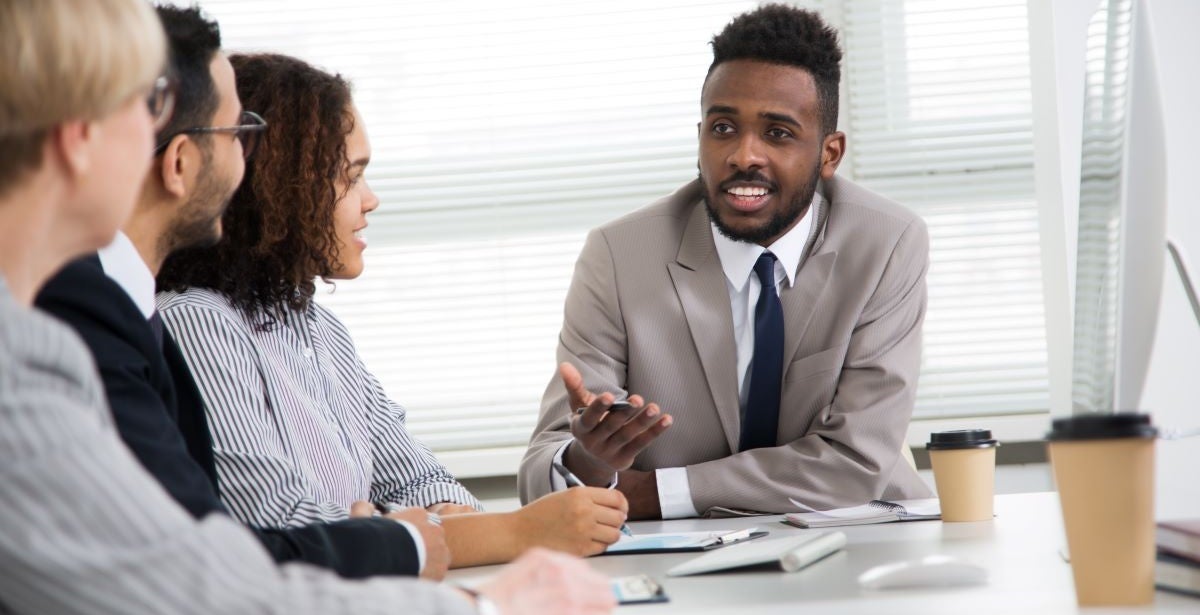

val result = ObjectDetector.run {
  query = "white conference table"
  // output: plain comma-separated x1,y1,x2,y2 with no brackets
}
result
448,492,1197,614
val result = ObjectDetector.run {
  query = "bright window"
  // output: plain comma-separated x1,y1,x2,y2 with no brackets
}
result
176,0,1046,476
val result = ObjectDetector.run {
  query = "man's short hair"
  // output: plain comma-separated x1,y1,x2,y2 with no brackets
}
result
0,0,166,195
153,5,223,152
708,4,843,135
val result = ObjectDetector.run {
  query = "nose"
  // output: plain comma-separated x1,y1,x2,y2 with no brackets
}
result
728,134,766,171
362,179,380,214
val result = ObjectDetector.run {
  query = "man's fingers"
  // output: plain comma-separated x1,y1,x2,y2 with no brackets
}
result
595,404,665,450
615,414,672,458
571,393,617,432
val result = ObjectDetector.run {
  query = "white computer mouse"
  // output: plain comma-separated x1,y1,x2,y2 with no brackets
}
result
857,555,988,590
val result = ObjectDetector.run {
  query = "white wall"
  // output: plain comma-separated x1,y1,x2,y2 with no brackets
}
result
1139,0,1200,520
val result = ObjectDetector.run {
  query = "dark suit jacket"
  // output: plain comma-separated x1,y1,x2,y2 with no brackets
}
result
36,255,420,579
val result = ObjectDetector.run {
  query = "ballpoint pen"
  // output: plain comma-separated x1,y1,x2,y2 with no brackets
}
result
552,460,634,537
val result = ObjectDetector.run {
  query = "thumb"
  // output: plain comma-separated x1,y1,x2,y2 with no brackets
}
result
349,500,376,518
559,362,593,406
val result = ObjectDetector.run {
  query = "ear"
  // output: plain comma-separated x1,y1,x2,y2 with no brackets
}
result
156,134,190,199
819,131,846,180
52,120,95,177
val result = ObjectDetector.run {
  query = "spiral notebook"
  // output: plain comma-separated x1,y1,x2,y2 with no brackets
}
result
783,498,941,528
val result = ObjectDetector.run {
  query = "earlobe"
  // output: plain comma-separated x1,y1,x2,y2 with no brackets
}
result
820,131,846,179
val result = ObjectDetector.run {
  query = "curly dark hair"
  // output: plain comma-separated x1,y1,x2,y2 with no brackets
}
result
156,53,354,328
708,4,843,135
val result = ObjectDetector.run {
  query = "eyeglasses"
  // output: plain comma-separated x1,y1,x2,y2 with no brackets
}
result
147,75,177,132
154,110,269,159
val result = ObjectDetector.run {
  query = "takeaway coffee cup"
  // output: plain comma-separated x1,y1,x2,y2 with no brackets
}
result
926,429,998,522
1047,412,1157,606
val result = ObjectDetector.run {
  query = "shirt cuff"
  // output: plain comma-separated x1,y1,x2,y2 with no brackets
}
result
550,440,618,490
656,466,700,519
392,520,426,574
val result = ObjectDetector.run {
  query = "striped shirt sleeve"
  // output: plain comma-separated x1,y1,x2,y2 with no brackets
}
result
0,288,474,615
356,353,482,511
159,299,352,527
308,302,480,511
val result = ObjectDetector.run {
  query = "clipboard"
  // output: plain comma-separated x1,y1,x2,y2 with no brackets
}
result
603,527,769,555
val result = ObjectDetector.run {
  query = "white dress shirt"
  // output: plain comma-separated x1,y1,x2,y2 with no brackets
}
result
98,232,156,319
551,195,819,518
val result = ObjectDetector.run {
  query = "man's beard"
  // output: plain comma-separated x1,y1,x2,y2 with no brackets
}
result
701,165,820,245
161,160,236,256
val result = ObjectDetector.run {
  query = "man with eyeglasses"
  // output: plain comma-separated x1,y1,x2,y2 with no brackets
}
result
35,4,445,581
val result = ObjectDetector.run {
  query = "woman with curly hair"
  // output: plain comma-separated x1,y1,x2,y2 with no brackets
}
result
155,53,628,568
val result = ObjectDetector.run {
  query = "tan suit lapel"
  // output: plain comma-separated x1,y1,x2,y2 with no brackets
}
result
667,201,741,453
783,184,837,368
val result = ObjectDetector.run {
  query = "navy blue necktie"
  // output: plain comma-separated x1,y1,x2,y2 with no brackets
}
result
740,251,783,451
148,311,164,349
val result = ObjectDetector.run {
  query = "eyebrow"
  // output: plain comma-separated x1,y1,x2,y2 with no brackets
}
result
704,105,803,129
761,111,801,127
705,104,737,117
348,157,370,169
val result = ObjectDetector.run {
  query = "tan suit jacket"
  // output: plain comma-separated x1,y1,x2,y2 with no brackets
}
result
518,176,933,515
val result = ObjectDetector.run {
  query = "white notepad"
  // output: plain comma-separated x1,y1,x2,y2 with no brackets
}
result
666,531,846,576
784,499,941,528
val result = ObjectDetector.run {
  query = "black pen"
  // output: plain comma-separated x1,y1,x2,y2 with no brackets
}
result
552,461,634,537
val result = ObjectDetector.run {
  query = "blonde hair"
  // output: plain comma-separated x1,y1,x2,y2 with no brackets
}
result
0,0,167,193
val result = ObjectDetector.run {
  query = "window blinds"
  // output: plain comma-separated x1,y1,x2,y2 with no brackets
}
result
842,0,1048,419
177,0,1046,476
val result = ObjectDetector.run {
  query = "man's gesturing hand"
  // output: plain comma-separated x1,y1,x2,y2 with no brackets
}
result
560,362,671,485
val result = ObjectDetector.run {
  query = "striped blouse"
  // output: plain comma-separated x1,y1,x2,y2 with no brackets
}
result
156,287,480,530
0,276,471,614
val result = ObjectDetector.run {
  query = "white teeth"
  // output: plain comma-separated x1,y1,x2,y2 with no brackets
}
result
727,186,768,197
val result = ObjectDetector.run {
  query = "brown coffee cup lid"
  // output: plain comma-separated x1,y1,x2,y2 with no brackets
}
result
926,429,998,450
1047,412,1157,441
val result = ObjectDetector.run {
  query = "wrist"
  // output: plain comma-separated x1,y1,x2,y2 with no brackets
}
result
497,510,530,555
617,469,663,520
563,442,617,485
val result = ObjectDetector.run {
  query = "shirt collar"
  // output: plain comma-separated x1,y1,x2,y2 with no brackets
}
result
711,191,821,292
97,231,156,319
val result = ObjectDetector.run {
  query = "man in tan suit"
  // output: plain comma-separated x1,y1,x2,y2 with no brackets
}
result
519,5,932,519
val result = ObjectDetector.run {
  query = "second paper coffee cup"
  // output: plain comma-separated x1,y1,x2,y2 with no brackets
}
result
926,429,998,522
1048,412,1157,606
